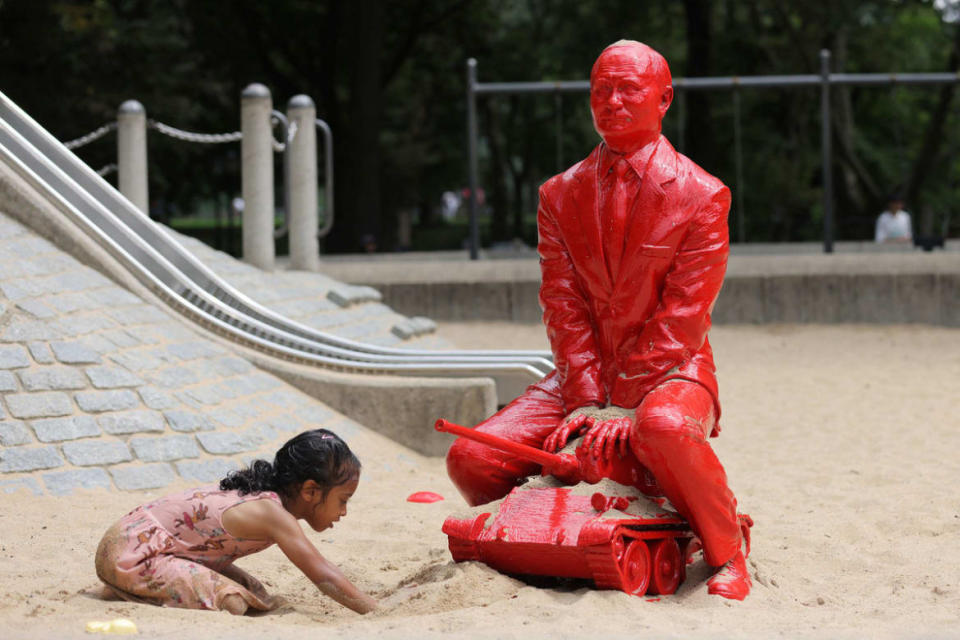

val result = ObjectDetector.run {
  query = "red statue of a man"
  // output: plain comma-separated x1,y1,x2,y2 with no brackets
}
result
446,40,750,599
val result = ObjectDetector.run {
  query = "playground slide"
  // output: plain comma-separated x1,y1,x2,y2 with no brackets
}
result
0,90,553,403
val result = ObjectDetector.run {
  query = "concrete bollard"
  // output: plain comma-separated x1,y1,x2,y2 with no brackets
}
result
286,95,319,271
117,100,149,214
241,83,275,270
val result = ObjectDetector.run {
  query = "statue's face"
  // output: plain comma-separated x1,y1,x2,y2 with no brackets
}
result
590,47,672,149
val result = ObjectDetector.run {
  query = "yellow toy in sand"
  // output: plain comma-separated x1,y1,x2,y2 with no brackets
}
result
85,618,138,634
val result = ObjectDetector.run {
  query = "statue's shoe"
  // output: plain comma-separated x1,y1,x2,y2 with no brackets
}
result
706,549,751,600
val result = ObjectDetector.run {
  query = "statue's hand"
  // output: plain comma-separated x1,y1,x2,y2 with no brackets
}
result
582,416,633,461
543,412,595,453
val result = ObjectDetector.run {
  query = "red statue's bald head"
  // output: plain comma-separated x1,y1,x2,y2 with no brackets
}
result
590,40,673,154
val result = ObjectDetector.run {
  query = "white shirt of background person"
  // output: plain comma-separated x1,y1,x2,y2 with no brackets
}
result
875,200,912,243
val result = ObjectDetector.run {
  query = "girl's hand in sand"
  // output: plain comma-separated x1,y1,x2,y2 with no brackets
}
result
582,416,633,461
222,497,378,614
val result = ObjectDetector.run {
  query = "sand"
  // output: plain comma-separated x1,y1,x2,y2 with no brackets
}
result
2,323,959,639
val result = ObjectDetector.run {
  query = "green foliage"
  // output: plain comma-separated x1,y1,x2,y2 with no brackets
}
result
1,0,957,250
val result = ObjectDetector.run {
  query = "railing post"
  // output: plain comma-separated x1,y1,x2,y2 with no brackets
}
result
286,95,319,271
820,49,834,253
117,100,149,214
241,83,275,270
466,58,480,260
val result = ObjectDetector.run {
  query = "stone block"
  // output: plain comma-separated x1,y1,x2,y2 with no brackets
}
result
762,275,808,323
196,432,259,455
212,357,253,376
802,275,849,324
62,440,132,466
105,306,170,325
5,392,73,419
109,463,176,491
0,421,31,445
0,371,16,391
146,366,200,388
110,350,164,372
15,298,56,319
1,476,43,495
27,342,54,364
85,365,144,389
31,416,100,442
851,274,899,323
47,292,96,314
98,410,166,435
0,344,30,369
175,458,241,483
18,367,87,391
163,410,214,433
138,386,177,411
180,385,225,407
1,318,63,342
100,329,141,349
894,273,941,325
509,281,543,323
327,284,382,307
42,468,111,496
941,273,960,327
167,341,223,361
714,277,765,324
130,435,200,462
294,405,335,425
52,314,117,338
75,389,139,413
439,281,512,321
92,288,141,306
0,445,63,472
50,340,101,364
211,410,244,428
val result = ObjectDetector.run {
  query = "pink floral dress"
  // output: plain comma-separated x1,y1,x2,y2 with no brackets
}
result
95,486,282,611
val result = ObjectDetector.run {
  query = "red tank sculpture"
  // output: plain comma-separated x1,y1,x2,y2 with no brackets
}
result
436,420,751,596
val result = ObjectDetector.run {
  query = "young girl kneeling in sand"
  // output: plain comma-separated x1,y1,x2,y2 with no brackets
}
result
95,429,377,615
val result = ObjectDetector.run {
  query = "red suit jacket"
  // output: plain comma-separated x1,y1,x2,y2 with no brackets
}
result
538,136,730,432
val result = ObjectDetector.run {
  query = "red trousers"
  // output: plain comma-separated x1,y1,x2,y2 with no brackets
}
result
446,372,742,568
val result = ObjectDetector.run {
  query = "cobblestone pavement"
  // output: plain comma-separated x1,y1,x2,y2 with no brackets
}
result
167,229,449,349
0,212,426,495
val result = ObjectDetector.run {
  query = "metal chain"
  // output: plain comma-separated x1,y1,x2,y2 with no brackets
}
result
148,119,243,144
63,122,117,150
64,117,293,152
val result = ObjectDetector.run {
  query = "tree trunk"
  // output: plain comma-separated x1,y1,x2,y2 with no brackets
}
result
682,0,716,171
482,100,510,244
329,1,385,252
905,24,960,237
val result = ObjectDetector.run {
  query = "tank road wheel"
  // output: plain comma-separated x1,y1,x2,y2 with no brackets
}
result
620,539,652,596
647,538,683,595
610,535,626,563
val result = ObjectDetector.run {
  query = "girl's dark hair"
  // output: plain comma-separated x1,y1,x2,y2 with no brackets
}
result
220,429,361,498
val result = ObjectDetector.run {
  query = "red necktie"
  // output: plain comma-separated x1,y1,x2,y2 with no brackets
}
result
604,158,632,276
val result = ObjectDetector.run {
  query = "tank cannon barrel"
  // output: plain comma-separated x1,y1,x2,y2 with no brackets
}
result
436,418,658,494
434,419,580,480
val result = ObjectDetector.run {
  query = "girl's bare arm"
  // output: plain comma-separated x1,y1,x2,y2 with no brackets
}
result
222,500,378,614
